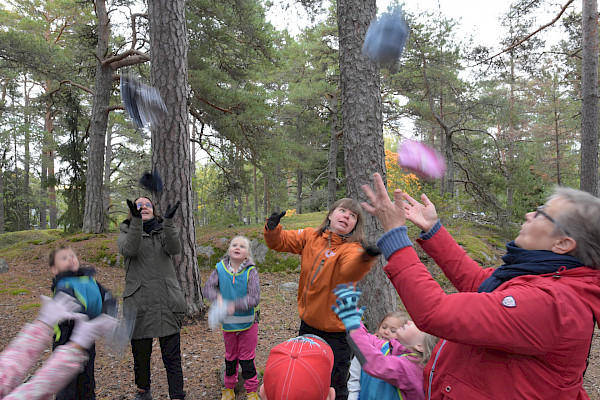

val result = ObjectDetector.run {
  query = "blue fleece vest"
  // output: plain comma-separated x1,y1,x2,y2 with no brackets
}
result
359,342,416,400
216,261,256,332
54,275,103,319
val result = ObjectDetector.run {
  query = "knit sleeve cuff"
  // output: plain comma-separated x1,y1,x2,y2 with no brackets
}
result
376,227,413,260
419,220,442,241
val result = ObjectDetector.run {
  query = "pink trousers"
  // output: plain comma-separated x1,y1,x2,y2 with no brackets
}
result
223,323,259,392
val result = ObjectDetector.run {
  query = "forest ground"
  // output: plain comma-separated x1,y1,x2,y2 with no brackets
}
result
0,231,599,399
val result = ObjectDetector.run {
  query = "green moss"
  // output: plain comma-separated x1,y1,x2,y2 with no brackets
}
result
11,289,29,295
0,229,62,250
20,302,40,311
257,251,299,273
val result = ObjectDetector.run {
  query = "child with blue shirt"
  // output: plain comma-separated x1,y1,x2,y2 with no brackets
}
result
49,245,115,400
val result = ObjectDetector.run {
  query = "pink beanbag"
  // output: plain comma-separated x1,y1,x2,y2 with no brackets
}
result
397,140,446,179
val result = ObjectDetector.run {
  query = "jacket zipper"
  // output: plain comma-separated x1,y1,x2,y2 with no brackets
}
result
428,339,446,400
301,238,330,320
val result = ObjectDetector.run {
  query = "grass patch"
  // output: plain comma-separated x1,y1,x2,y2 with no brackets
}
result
0,229,62,251
258,251,300,273
11,289,29,295
20,302,40,311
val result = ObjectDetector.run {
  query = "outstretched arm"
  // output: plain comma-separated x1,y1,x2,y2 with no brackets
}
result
3,343,88,400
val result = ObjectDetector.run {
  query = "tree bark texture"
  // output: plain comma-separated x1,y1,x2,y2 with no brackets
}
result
83,0,112,233
148,0,204,315
337,0,397,331
580,0,599,196
327,93,339,210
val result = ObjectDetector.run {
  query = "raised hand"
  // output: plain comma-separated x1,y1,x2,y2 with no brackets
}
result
164,201,181,219
37,292,82,327
127,199,142,218
362,243,382,257
361,173,406,232
332,283,364,332
402,192,438,232
266,211,286,230
70,314,118,350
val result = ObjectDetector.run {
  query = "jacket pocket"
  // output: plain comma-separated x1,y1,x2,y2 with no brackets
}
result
165,277,187,314
439,372,496,399
123,279,146,314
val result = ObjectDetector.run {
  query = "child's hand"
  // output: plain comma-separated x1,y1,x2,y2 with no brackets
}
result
38,292,82,328
333,283,362,307
70,314,118,350
332,283,364,332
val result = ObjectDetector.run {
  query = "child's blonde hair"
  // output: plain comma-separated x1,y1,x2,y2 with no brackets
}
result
418,334,440,366
228,235,255,264
378,311,406,330
388,311,440,366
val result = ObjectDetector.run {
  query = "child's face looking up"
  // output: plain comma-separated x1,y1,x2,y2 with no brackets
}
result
396,320,426,349
228,238,249,264
376,316,405,340
51,248,80,275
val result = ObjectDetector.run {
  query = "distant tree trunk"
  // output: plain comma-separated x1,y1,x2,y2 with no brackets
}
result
40,157,47,229
580,0,599,195
191,122,199,226
23,78,31,230
48,148,57,229
338,0,397,331
264,174,269,215
254,165,259,223
103,124,113,227
327,93,339,210
82,0,112,233
149,0,203,315
0,149,6,233
296,169,303,214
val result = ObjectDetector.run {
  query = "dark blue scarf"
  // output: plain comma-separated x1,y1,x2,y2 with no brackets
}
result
477,241,584,293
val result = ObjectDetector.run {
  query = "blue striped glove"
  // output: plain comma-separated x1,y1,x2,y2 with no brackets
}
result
332,283,364,331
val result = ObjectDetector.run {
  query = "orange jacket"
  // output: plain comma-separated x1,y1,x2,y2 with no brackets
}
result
264,225,377,332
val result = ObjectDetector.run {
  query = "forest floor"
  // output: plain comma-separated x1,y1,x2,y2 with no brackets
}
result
0,231,599,399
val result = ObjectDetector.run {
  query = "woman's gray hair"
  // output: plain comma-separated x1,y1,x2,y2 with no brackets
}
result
549,187,600,269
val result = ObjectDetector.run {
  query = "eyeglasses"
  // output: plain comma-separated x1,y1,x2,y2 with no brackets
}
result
534,206,555,224
136,202,153,209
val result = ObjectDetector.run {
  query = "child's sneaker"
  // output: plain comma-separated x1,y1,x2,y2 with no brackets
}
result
133,388,152,400
247,391,260,400
221,388,235,400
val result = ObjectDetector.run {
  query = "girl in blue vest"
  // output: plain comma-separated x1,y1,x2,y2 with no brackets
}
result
333,284,439,400
203,236,260,400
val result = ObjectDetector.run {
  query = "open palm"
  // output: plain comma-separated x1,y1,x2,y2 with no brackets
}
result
402,193,438,232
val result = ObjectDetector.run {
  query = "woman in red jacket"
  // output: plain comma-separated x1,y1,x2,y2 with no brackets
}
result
263,199,379,400
361,173,600,399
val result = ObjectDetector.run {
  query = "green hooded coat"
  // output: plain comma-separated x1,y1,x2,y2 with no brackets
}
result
118,216,187,339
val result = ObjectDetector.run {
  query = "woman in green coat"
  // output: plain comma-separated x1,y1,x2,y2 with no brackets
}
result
118,197,186,400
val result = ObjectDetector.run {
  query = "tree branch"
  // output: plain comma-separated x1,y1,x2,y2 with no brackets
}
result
478,0,576,65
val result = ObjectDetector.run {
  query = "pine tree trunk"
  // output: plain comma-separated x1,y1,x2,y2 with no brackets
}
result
580,0,599,195
296,169,303,214
23,79,31,230
338,0,397,331
149,0,203,316
327,93,339,210
103,125,113,227
0,150,5,234
82,0,111,233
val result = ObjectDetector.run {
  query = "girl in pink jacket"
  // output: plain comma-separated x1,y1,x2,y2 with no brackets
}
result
0,293,116,400
333,284,438,400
